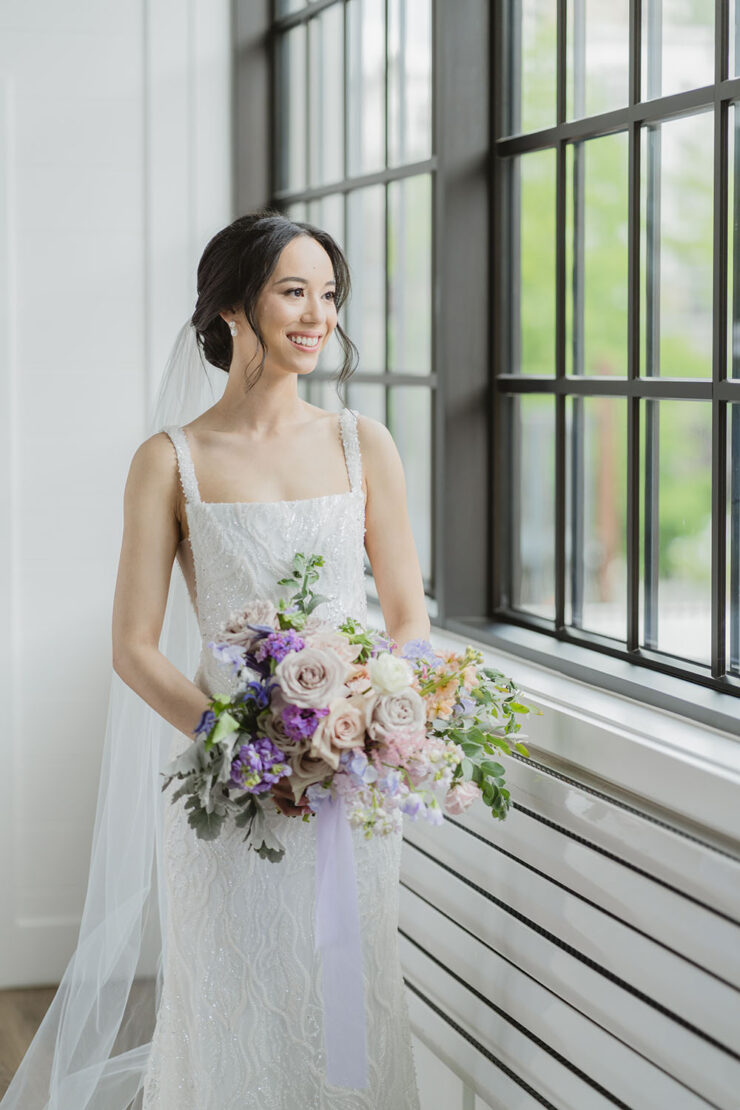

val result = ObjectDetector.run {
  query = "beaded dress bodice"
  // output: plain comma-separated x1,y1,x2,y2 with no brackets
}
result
163,407,368,700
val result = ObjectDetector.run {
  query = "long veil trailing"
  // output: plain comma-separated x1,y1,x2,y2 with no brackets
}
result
1,321,228,1109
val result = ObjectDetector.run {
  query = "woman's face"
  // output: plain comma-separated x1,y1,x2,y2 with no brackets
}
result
229,234,338,377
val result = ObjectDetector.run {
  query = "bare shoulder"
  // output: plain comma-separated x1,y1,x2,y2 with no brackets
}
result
354,413,404,494
124,430,179,499
355,413,401,463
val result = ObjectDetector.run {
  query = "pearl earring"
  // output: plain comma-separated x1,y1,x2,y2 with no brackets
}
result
228,321,237,337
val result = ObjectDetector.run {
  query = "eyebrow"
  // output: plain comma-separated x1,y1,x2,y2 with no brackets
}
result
273,276,336,286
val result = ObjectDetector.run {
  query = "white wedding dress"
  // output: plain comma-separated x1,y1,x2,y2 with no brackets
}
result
141,407,421,1109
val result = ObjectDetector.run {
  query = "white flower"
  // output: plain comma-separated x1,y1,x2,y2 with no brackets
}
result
367,652,414,695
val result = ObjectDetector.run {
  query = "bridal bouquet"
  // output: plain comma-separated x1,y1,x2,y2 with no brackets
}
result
161,552,534,862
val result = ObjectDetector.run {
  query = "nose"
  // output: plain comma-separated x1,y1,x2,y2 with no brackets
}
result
299,292,327,323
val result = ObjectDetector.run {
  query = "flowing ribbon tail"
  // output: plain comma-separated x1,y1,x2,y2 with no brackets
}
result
314,793,369,1090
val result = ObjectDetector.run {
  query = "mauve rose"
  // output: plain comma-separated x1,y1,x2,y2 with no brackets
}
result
309,694,368,769
261,697,308,754
443,780,482,816
274,646,348,708
219,600,278,648
288,747,334,805
368,687,425,743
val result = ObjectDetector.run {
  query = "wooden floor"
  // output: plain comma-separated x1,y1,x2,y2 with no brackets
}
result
0,979,157,1098
0,985,57,1097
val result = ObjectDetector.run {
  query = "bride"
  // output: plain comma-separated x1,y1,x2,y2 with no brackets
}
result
1,210,429,1109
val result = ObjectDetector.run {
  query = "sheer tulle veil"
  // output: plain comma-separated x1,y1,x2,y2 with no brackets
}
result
0,321,227,1109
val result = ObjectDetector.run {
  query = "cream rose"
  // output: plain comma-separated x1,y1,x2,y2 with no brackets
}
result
309,694,368,769
302,628,363,665
368,687,426,743
367,652,414,694
274,646,348,708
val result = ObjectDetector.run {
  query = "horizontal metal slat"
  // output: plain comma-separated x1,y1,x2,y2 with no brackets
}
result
502,757,740,922
401,935,621,1109
402,817,740,1051
400,885,723,1110
455,798,740,988
406,986,549,1110
399,837,740,1105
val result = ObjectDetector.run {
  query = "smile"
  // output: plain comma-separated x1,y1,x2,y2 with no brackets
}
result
287,334,320,350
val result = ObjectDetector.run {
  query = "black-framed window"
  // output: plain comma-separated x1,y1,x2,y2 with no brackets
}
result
493,0,740,697
270,0,436,611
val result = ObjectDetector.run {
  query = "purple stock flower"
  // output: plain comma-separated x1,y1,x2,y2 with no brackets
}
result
229,736,289,794
281,703,329,743
253,629,306,664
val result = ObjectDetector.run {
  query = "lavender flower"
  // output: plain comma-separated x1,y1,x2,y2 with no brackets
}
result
209,641,246,674
400,638,437,663
281,703,329,743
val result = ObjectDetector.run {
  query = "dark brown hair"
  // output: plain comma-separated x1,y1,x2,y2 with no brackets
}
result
191,208,358,396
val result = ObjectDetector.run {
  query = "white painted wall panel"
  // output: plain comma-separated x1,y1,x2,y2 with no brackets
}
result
0,0,232,988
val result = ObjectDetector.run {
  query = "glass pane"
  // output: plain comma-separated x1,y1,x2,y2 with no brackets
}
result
275,26,307,193
387,386,433,584
308,5,344,188
729,404,740,674
513,149,556,374
276,0,306,15
566,0,630,120
387,174,431,374
640,111,714,378
284,201,307,222
508,394,556,619
347,0,386,177
306,194,346,376
566,132,629,376
346,381,386,423
388,0,432,166
566,398,627,640
641,400,712,664
505,0,557,135
303,379,345,413
729,103,740,377
307,193,345,247
642,0,714,99
347,185,386,372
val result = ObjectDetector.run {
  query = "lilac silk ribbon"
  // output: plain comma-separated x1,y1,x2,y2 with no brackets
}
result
314,792,369,1090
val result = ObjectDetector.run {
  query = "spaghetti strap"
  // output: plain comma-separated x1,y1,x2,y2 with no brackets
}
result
163,424,202,505
339,407,363,495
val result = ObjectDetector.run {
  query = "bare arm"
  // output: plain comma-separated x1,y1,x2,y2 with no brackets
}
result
359,415,431,652
111,432,211,739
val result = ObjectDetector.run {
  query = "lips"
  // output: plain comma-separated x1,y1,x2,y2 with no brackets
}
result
287,333,321,350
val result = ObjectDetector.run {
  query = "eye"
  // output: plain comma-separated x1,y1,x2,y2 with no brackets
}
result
285,287,336,301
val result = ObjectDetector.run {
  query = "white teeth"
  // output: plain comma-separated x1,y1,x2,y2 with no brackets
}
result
288,334,319,348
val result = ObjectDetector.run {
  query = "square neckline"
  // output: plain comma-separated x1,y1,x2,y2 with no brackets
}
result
178,412,363,509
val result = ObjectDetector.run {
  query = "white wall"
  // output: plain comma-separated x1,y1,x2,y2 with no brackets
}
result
0,0,232,987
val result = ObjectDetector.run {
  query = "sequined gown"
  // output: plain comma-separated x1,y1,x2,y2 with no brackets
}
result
141,408,421,1110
